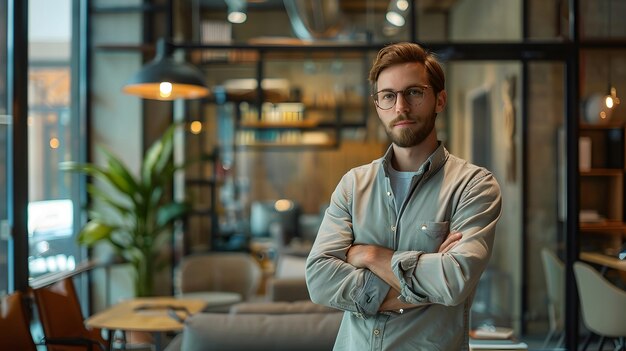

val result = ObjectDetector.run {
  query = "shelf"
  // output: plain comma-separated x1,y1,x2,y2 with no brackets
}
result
239,118,321,129
580,220,626,232
580,169,624,176
580,122,625,130
578,119,625,232
235,140,338,150
305,102,364,111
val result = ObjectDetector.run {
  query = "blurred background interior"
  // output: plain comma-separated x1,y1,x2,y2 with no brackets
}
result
1,0,626,350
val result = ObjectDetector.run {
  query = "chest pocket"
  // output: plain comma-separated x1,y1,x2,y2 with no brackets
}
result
402,221,449,252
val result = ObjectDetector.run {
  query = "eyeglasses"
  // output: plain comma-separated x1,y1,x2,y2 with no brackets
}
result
372,85,431,110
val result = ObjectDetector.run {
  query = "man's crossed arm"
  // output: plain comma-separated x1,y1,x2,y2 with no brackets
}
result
346,231,462,312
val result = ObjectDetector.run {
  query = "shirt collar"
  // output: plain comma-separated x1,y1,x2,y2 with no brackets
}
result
381,142,448,178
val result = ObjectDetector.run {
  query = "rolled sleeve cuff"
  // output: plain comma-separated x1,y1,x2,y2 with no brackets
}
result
392,251,430,304
352,269,390,316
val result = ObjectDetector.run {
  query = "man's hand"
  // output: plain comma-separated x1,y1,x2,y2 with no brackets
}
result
346,244,381,269
347,244,399,291
439,231,462,253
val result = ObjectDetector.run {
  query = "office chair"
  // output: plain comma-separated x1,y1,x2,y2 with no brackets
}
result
540,248,565,349
574,261,626,351
33,277,108,351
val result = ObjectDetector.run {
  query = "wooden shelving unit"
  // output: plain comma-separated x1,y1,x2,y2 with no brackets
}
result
579,122,626,254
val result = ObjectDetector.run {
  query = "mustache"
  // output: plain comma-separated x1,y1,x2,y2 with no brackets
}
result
389,115,414,125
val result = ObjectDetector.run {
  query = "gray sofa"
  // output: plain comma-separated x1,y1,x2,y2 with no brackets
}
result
164,301,342,351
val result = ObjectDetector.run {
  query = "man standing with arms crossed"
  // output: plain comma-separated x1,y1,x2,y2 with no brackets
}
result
306,42,502,350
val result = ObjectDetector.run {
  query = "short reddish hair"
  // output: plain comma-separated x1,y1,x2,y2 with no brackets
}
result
369,42,445,95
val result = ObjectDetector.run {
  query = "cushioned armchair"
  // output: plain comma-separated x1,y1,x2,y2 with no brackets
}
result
176,252,262,302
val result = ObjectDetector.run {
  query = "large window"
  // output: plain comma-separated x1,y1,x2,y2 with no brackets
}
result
27,0,83,280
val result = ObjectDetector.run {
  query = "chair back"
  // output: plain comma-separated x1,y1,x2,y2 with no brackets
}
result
33,277,108,351
573,261,626,337
0,291,38,351
177,252,262,300
541,248,565,331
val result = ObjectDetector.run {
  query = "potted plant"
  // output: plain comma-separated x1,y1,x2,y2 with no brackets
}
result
61,123,190,297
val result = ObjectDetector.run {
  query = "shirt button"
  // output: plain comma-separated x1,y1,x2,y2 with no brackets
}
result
373,329,380,336
391,226,396,232
387,192,391,196
421,224,427,230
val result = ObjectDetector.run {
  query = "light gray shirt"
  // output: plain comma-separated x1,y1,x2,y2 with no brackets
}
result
306,143,502,351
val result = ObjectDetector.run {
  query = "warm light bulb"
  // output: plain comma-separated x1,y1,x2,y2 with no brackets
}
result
190,121,202,134
49,137,60,149
397,0,409,11
228,11,247,23
274,199,294,212
159,82,173,98
386,11,405,27
605,95,614,109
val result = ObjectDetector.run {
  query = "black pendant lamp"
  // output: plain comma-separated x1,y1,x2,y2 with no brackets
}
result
123,38,210,100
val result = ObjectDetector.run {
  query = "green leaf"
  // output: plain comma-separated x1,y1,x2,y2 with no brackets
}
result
142,124,177,186
149,187,165,208
61,160,139,206
86,184,134,217
153,131,174,177
77,220,117,246
99,147,140,195
156,202,190,228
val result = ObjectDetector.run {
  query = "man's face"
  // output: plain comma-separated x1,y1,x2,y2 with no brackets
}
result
375,62,446,148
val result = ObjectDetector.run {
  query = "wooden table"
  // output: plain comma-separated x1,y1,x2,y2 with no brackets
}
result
175,291,242,309
580,251,626,272
85,296,207,351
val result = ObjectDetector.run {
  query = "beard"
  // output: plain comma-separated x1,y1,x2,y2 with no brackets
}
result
385,108,437,148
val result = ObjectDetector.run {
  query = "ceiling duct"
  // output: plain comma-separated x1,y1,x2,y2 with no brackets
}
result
283,0,353,40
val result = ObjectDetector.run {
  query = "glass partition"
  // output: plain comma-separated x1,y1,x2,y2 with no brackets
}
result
27,0,81,280
525,62,566,345
445,60,524,331
0,0,8,296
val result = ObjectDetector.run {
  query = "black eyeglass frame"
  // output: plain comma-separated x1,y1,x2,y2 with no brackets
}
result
371,85,432,110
